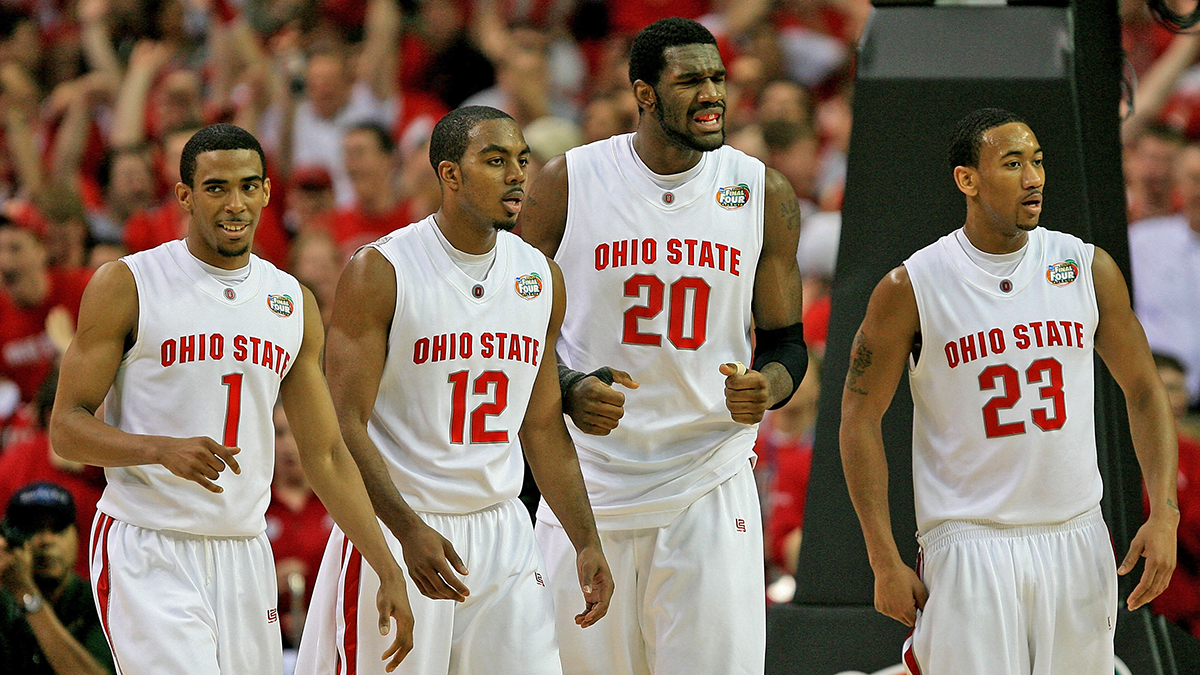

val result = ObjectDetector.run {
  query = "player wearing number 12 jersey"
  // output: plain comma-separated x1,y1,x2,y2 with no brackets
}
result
840,108,1178,674
295,106,611,675
49,124,413,674
519,18,806,675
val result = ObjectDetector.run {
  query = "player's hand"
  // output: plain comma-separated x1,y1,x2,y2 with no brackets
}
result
873,561,927,627
375,569,415,672
563,367,639,436
573,543,613,628
720,362,772,425
1119,509,1178,611
154,436,241,493
398,520,470,602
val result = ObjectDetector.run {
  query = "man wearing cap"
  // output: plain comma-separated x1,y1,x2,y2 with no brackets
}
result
0,216,91,420
0,482,115,674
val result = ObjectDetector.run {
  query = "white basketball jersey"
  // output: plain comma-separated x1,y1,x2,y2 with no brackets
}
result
98,240,304,536
547,133,764,528
905,227,1102,532
366,217,553,514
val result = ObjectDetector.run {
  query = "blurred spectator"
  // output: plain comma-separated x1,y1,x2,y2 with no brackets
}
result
1125,123,1184,223
522,116,584,184
284,165,337,235
329,121,411,254
1128,142,1200,407
0,482,115,674
288,229,345,330
398,0,496,110
757,78,813,126
1149,354,1200,637
265,404,332,649
35,185,92,271
0,217,89,422
762,119,820,218
0,371,106,580
89,147,157,245
581,91,639,144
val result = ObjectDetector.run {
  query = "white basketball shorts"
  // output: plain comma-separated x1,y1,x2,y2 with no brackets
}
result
905,505,1117,675
294,498,561,675
536,461,765,675
89,511,283,675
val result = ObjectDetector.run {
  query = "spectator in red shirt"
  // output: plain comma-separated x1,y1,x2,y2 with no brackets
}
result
265,404,332,648
0,217,90,420
328,121,412,255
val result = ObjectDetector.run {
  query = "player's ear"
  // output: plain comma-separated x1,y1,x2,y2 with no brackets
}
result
633,80,656,113
953,166,978,197
438,160,461,191
261,176,271,208
175,182,194,212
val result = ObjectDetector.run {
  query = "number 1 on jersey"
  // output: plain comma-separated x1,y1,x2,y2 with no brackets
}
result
221,373,243,447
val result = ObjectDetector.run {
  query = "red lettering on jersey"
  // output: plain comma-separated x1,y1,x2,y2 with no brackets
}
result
275,345,286,375
279,352,291,374
522,336,534,363
1074,322,1085,348
481,333,494,358
249,337,262,364
684,239,698,265
613,240,628,267
959,333,978,364
234,335,248,361
210,334,225,360
450,332,458,360
199,333,206,361
715,242,729,271
180,335,196,363
667,239,682,264
262,340,275,370
989,328,1006,354
1058,321,1074,347
698,241,715,269
495,332,509,358
944,341,959,368
1028,321,1045,347
595,244,609,270
1014,324,1031,350
414,338,430,364
1046,321,1063,347
161,339,177,367
977,331,988,358
531,338,540,365
508,336,523,360
433,334,447,362
641,238,657,264
460,332,474,358
730,247,741,276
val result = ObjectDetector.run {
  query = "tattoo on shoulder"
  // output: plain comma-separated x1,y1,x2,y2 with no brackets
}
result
779,197,801,232
845,330,873,396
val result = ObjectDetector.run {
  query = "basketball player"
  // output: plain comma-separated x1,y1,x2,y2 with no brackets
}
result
840,108,1178,674
294,106,612,675
48,124,414,674
518,18,806,675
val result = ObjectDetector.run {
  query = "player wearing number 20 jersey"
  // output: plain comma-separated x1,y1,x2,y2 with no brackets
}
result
98,238,304,535
544,132,765,528
905,226,1101,532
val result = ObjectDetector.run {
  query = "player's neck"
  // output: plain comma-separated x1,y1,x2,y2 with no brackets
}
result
186,236,251,271
962,219,1030,255
432,210,497,256
632,124,703,176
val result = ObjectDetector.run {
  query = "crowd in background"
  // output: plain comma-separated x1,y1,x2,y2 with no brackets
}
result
0,0,1197,665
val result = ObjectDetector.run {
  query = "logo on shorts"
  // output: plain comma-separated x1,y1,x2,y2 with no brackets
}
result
1046,259,1079,286
515,273,543,300
267,294,295,317
735,518,746,533
535,572,545,587
267,608,278,623
716,184,751,210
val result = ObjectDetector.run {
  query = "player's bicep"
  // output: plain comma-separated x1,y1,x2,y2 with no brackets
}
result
1091,247,1158,392
516,154,569,258
752,168,804,330
325,248,397,426
280,286,342,455
55,261,138,413
843,267,920,419
521,260,568,434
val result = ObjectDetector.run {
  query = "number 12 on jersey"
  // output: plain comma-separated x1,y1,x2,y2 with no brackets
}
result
448,370,510,444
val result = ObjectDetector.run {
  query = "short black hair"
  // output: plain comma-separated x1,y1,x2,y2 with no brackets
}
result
628,17,717,87
179,124,267,187
948,108,1027,171
429,106,514,173
347,121,396,155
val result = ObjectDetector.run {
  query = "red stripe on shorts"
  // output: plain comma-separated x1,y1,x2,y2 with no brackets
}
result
903,629,922,675
340,539,363,675
94,514,123,672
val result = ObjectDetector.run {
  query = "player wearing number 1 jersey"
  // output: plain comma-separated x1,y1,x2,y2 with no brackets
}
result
518,18,806,675
49,124,414,674
295,106,611,675
840,108,1179,674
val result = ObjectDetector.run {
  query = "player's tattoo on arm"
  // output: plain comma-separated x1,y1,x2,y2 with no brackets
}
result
1169,498,1180,514
845,329,873,396
779,197,801,232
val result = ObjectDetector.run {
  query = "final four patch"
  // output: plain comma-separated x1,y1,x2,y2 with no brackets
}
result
515,273,543,299
267,294,295,317
1046,259,1079,286
716,184,751,210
